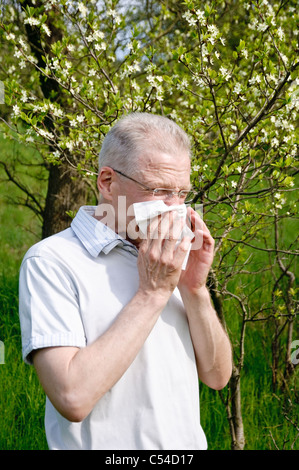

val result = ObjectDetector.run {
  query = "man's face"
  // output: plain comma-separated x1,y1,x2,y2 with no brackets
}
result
113,151,191,245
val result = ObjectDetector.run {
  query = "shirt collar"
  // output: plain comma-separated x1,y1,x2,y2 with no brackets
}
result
71,206,138,258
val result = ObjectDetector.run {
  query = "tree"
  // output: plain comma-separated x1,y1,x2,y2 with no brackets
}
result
0,0,298,449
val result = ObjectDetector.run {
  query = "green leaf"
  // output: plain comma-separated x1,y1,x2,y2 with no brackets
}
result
163,75,172,84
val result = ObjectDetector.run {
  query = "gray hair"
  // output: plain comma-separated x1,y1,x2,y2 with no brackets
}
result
98,113,191,176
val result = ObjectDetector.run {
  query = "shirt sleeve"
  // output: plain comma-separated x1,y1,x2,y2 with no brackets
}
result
19,254,86,365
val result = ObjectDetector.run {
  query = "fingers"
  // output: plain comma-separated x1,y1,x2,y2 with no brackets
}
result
187,207,214,252
145,211,182,245
139,211,189,268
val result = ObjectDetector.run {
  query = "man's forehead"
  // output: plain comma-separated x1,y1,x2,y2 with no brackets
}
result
137,152,191,188
138,151,190,169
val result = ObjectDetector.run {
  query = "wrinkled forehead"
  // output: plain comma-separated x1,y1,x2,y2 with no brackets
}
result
137,152,191,189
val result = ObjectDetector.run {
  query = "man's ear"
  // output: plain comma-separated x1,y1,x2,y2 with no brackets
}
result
97,167,115,201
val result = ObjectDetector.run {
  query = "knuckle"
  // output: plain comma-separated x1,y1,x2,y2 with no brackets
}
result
167,261,176,271
160,254,169,266
148,250,159,263
138,242,148,255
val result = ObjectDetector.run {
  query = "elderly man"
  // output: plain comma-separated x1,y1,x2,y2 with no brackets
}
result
19,113,232,450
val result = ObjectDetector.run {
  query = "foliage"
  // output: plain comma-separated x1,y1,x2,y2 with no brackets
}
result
0,0,298,449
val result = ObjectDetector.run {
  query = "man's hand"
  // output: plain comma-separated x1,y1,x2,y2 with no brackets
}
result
137,211,192,300
178,207,214,294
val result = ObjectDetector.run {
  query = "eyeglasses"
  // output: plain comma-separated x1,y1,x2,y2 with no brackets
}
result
111,168,196,203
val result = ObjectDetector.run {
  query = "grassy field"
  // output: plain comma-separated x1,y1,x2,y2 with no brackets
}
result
0,134,47,449
0,134,298,450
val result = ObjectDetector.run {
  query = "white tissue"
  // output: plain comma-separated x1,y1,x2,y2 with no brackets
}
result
133,200,194,269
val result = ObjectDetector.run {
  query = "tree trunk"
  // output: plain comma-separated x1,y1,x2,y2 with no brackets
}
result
42,163,88,238
230,365,245,450
208,270,245,450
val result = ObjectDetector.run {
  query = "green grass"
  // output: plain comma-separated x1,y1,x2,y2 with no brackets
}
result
0,221,47,449
200,321,298,450
0,132,47,450
0,275,47,450
0,132,298,450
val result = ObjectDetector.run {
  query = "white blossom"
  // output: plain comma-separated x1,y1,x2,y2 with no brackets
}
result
233,83,242,94
6,33,16,41
145,63,156,73
38,129,54,140
52,107,64,118
280,53,288,65
193,116,204,126
88,68,97,77
45,0,58,9
219,66,231,81
41,24,51,37
274,192,286,209
24,17,41,27
266,73,278,85
195,10,205,25
65,140,74,151
249,74,261,86
93,31,105,41
147,75,163,87
207,24,219,35
94,42,106,51
78,3,88,17
50,58,60,70
177,78,188,91
231,180,238,188
107,8,121,25
182,11,197,27
18,39,27,51
130,80,140,91
277,27,284,41
14,48,22,59
20,90,28,103
257,22,268,32
12,105,21,116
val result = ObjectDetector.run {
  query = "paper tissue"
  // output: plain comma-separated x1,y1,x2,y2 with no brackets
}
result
133,200,194,269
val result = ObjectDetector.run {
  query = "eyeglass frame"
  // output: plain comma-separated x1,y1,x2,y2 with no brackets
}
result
111,168,196,203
